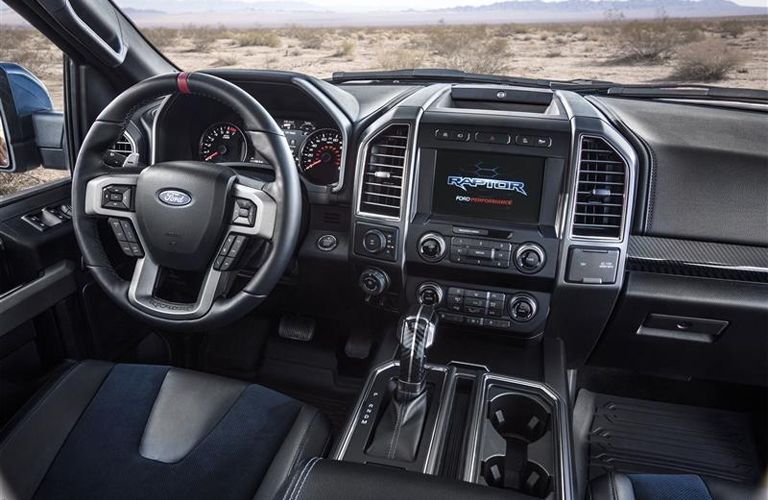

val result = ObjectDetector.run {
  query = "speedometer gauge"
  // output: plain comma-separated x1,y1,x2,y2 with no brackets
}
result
299,129,343,186
199,122,247,163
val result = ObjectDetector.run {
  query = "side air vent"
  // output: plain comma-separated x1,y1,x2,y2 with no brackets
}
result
572,136,627,239
109,132,136,156
358,124,410,219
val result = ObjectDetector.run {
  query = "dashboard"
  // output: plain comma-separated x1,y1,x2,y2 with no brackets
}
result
117,70,766,388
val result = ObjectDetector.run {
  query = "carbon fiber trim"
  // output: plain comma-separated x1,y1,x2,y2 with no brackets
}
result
627,235,768,283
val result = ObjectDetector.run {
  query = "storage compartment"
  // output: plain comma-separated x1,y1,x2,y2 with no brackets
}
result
590,272,768,386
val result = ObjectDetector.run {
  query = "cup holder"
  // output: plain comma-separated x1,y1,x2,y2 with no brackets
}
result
482,393,553,497
482,455,552,498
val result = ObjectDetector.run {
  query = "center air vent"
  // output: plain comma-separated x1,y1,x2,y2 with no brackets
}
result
358,124,410,219
571,136,627,239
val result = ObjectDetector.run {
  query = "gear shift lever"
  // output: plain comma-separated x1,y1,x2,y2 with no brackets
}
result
366,305,439,462
396,305,438,401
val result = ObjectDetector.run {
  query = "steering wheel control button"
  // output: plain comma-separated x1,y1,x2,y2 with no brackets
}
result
362,229,387,254
232,198,256,226
108,218,143,257
418,233,447,263
214,233,248,271
514,243,546,274
358,268,389,297
509,294,538,322
566,247,620,284
101,185,133,210
317,234,338,252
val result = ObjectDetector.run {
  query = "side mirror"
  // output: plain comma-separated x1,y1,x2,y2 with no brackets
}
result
0,63,67,172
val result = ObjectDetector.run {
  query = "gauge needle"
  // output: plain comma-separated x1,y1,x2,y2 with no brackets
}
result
205,152,220,161
305,159,322,170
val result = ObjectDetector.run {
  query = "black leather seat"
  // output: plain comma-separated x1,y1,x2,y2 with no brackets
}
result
0,361,331,500
588,472,763,500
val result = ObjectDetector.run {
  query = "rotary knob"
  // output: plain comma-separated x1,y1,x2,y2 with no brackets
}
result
514,243,546,274
358,268,389,296
418,233,446,263
363,229,387,254
416,282,444,306
508,294,538,322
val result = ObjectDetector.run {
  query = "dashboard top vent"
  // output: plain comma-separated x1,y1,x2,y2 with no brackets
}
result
358,124,409,219
572,136,627,240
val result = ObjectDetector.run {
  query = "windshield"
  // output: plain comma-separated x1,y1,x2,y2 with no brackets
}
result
111,0,766,90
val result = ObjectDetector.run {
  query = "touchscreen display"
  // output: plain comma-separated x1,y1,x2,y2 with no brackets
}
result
431,150,544,224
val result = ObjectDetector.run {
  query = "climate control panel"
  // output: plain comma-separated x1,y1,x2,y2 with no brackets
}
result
407,280,549,337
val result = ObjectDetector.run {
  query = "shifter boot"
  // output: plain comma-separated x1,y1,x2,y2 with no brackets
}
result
366,390,428,462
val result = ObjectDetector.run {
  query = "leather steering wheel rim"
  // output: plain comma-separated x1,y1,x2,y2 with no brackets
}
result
71,72,302,331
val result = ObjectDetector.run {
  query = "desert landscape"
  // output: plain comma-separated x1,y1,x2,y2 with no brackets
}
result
0,13,766,196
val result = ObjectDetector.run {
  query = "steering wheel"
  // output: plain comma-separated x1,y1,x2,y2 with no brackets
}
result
71,72,302,331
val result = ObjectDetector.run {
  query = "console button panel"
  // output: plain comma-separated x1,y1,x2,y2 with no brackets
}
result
449,237,513,269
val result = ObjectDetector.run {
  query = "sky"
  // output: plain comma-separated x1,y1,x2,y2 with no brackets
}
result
271,0,768,9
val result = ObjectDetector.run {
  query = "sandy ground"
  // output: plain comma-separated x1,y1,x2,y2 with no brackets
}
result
0,18,766,197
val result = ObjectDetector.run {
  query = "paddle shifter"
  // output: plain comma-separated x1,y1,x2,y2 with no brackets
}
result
366,305,439,462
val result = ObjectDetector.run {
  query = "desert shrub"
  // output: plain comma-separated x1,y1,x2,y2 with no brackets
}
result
716,20,746,38
233,30,281,48
378,48,426,70
444,38,509,74
672,39,745,81
186,26,220,53
144,28,179,49
333,40,356,58
210,56,239,67
611,18,702,63
286,27,324,49
427,25,488,56
545,50,562,58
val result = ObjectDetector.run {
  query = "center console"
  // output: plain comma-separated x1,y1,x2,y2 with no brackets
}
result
344,84,638,499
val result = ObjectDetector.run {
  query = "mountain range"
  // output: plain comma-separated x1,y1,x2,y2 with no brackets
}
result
2,0,765,27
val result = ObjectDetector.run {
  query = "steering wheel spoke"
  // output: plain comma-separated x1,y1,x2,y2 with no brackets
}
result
229,182,277,240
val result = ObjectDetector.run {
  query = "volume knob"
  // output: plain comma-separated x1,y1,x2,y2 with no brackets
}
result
418,233,446,263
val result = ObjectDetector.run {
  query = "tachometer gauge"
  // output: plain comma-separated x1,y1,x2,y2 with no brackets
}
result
299,129,343,186
199,122,247,163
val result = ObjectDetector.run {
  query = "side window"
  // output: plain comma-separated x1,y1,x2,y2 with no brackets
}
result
0,4,70,199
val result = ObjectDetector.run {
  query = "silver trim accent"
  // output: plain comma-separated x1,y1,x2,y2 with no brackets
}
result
84,174,277,319
107,131,137,157
292,78,351,193
331,361,456,475
355,123,412,221
568,134,631,243
463,373,575,500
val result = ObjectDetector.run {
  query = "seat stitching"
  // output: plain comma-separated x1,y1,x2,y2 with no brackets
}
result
292,457,321,500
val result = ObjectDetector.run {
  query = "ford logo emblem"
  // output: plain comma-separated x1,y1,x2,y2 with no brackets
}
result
157,190,191,207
